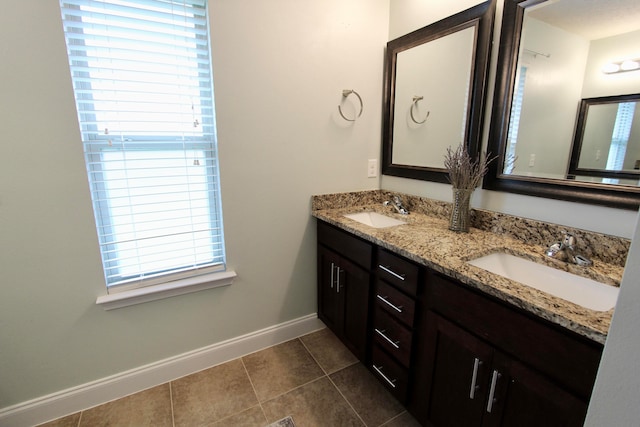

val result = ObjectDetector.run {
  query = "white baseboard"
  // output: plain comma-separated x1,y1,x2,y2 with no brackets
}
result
0,314,324,427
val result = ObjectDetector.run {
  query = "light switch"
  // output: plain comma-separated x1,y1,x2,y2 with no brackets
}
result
368,159,378,177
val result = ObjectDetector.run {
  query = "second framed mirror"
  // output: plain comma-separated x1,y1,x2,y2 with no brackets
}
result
382,0,495,182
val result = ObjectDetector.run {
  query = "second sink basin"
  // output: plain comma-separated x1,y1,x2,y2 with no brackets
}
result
344,212,407,228
468,252,619,312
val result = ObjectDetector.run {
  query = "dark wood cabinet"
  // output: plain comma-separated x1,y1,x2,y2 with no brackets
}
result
410,271,602,427
419,311,587,427
488,353,588,427
370,248,422,402
421,311,493,427
315,220,603,426
317,222,372,361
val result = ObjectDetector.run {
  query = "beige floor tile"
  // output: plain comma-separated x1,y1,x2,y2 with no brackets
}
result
330,363,404,427
300,328,358,374
380,411,422,427
262,377,364,427
79,384,172,427
243,339,324,402
171,358,258,427
210,405,267,427
36,412,80,427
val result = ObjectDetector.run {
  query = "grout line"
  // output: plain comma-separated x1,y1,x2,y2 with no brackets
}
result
240,357,267,422
259,376,327,405
297,336,331,377
243,337,330,406
169,382,175,427
298,333,359,376
76,411,82,427
379,411,409,426
326,371,369,427
298,332,368,425
266,336,367,426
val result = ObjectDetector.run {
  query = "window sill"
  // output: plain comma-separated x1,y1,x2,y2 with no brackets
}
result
96,270,237,310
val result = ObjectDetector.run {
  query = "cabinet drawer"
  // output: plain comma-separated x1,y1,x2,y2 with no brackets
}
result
317,221,372,269
376,248,420,296
373,308,413,367
375,280,416,327
371,345,408,403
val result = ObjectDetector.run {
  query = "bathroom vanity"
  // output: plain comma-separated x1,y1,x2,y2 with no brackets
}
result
313,191,628,427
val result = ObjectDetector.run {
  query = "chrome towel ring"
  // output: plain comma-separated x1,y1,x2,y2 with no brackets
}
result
410,95,430,124
338,89,363,121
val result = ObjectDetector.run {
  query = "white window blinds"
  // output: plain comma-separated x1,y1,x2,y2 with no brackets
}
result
60,0,225,289
606,102,636,171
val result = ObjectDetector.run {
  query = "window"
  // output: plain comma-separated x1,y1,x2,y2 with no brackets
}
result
504,66,527,173
60,0,226,294
606,102,636,171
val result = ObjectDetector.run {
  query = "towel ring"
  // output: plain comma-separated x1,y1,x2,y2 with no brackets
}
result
410,96,430,124
338,89,363,121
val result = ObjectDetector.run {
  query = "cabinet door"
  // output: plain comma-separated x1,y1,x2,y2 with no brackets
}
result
422,312,494,427
339,254,370,361
317,245,343,333
317,245,370,361
483,353,588,427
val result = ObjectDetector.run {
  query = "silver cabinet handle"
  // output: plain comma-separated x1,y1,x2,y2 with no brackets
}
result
486,370,501,413
374,328,400,349
378,264,406,281
330,262,335,289
469,357,482,399
372,365,397,388
376,294,403,313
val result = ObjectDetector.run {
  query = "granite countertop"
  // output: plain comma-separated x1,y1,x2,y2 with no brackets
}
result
312,191,628,345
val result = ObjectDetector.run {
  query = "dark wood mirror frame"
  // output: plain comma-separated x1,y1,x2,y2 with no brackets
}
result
381,1,495,183
568,93,640,181
483,0,640,210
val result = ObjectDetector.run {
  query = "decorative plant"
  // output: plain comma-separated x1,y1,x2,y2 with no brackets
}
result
443,144,495,232
443,144,494,190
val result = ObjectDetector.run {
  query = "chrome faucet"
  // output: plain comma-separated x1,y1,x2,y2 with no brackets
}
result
383,195,409,215
546,232,592,266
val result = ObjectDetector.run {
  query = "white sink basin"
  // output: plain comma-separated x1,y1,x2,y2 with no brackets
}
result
468,252,619,311
344,212,407,228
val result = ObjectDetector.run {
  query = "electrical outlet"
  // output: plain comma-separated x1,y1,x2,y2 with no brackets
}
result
368,159,378,177
596,149,601,161
528,154,535,167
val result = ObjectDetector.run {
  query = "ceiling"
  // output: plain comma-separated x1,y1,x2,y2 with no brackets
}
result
527,0,640,40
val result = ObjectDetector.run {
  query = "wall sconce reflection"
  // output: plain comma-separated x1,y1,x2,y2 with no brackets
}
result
602,58,640,74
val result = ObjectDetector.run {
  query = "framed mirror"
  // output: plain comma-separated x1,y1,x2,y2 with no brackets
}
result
382,1,495,183
568,93,640,181
484,0,640,209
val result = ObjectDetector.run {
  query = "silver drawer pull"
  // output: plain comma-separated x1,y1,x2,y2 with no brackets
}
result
372,364,397,388
378,264,406,281
374,328,400,349
486,370,501,413
376,294,403,313
330,262,335,289
469,357,482,399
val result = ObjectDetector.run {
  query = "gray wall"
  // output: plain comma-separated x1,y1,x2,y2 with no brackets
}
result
1,0,639,421
0,0,388,407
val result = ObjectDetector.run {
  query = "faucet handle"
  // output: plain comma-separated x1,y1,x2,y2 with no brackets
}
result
546,242,562,257
562,232,576,248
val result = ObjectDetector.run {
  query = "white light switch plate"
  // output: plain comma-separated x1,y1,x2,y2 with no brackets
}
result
368,159,378,177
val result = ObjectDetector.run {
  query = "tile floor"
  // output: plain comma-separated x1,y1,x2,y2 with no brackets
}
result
38,328,422,427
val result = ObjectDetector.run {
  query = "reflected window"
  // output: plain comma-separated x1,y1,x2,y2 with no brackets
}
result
606,102,636,170
505,66,528,173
